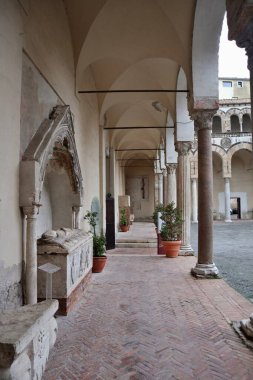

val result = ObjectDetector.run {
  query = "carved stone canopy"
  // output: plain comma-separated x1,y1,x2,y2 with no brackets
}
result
20,106,83,208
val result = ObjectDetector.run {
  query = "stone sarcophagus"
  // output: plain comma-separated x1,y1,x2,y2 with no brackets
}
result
37,228,93,315
0,300,58,380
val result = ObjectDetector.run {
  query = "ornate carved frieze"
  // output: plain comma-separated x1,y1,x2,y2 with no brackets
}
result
37,229,93,314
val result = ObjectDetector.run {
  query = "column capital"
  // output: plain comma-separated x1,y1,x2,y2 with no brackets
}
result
236,21,253,71
191,110,216,131
175,141,192,156
23,204,40,218
166,163,177,174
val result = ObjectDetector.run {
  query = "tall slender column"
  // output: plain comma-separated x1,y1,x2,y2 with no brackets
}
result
191,111,219,277
175,142,194,255
224,178,232,222
23,205,39,304
158,173,163,204
166,164,177,205
191,178,198,223
154,173,159,205
163,169,167,205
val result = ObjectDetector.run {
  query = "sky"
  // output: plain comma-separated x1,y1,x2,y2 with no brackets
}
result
219,15,249,78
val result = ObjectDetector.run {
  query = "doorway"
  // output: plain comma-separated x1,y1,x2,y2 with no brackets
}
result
230,197,241,219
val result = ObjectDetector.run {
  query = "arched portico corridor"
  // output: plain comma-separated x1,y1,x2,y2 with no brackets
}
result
43,224,253,380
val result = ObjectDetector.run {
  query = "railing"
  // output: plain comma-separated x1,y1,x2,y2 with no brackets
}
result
212,132,252,138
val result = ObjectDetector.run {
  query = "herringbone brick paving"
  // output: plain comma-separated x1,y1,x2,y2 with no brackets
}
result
43,253,253,380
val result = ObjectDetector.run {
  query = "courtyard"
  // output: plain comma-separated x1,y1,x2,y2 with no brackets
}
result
43,221,253,380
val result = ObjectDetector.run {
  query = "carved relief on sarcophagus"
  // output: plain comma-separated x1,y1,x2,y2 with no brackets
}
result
37,228,93,315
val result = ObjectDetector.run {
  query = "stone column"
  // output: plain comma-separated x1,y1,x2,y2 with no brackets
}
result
175,142,194,255
73,206,81,228
163,169,167,205
191,111,219,277
224,178,232,222
191,178,198,223
158,173,163,204
23,205,39,305
166,163,177,205
154,173,159,205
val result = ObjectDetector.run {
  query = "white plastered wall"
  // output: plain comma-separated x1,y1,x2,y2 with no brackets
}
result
0,1,23,270
0,0,101,308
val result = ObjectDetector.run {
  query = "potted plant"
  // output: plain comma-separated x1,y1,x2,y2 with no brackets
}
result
160,202,183,258
84,210,107,273
119,208,129,232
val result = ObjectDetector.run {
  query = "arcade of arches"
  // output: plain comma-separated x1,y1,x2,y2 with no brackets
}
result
1,0,253,377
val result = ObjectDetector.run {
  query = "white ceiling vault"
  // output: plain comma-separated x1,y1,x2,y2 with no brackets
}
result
63,0,225,162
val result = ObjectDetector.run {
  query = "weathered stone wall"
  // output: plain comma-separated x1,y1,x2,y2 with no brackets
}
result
20,52,63,157
0,261,22,310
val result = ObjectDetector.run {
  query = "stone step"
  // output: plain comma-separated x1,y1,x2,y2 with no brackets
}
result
116,242,157,248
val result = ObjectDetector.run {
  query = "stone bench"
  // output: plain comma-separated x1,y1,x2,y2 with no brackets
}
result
0,300,58,380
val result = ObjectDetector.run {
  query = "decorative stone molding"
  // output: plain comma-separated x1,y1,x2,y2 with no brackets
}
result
166,163,177,175
175,141,192,156
20,105,83,209
236,21,253,71
0,300,58,380
192,110,216,131
220,137,232,150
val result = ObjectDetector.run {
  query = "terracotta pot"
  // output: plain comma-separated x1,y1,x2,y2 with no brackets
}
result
162,240,181,258
92,256,107,273
120,225,128,232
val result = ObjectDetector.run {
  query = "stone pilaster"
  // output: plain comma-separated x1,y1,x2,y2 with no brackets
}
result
224,178,232,222
191,178,198,223
191,110,219,277
23,205,40,305
175,142,194,255
166,164,177,205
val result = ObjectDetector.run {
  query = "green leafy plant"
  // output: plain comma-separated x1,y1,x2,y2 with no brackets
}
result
120,208,128,226
84,210,106,257
93,234,106,257
152,203,165,227
160,202,183,241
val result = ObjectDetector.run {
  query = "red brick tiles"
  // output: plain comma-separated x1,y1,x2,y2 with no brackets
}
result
43,255,253,380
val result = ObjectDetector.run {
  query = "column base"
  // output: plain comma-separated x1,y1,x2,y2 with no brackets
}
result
232,315,253,349
191,263,220,278
224,219,232,223
179,245,194,256
192,220,198,224
240,314,253,339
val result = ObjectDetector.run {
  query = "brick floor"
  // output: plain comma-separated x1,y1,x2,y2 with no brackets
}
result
43,251,253,380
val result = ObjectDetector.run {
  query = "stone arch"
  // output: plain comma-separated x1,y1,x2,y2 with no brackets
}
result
227,142,252,161
20,105,83,210
191,0,225,110
242,113,251,132
212,115,222,133
212,145,229,177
